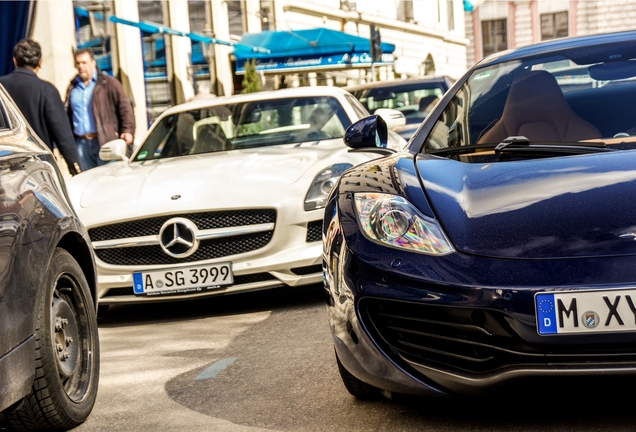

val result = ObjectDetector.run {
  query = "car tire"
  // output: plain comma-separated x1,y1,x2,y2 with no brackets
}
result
4,248,100,430
335,350,379,399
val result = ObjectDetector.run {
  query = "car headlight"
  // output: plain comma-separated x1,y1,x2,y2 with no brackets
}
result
305,164,352,211
354,193,455,255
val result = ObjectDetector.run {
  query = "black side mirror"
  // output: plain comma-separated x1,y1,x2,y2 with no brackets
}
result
343,115,395,155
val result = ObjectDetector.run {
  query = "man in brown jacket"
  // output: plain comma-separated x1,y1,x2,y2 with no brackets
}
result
65,48,135,170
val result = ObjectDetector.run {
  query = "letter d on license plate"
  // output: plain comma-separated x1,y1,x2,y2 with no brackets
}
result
536,288,636,335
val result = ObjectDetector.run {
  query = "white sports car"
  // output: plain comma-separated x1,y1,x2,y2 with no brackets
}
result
66,86,405,305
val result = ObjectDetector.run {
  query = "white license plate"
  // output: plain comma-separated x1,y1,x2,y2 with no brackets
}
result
536,288,636,335
132,262,233,296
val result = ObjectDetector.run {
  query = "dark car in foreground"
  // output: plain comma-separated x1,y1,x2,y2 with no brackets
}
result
0,85,99,430
346,76,454,140
324,30,636,399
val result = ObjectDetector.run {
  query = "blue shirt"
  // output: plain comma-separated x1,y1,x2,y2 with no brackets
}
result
70,70,97,136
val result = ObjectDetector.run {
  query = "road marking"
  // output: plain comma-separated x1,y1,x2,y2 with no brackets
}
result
195,357,237,381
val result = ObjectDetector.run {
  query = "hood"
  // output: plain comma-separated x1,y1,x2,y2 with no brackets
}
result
417,151,636,259
67,143,345,223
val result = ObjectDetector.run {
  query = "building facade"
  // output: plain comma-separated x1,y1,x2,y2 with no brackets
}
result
29,0,468,132
465,0,636,67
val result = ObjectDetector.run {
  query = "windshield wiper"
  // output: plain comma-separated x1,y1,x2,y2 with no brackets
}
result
494,136,530,151
494,136,609,154
428,136,610,156
428,143,501,155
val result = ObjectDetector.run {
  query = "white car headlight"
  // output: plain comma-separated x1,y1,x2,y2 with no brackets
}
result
354,193,455,255
305,164,352,211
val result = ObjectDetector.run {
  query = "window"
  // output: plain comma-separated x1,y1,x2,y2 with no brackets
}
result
0,99,10,131
227,0,244,37
73,0,109,42
398,0,414,23
541,12,568,41
138,1,163,23
135,97,351,160
447,0,455,31
260,0,273,31
188,0,208,34
482,19,507,57
354,81,445,124
423,47,636,154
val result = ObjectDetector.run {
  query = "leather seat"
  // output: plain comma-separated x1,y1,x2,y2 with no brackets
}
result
477,71,601,143
190,123,231,154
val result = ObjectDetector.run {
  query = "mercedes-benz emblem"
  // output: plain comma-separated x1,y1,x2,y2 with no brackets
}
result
159,218,199,258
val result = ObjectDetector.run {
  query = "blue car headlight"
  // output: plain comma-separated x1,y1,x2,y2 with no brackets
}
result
305,164,353,211
354,193,455,255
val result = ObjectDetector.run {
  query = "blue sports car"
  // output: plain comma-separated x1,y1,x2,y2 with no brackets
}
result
324,30,636,398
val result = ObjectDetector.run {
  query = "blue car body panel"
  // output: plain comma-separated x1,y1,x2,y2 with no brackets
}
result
416,150,636,258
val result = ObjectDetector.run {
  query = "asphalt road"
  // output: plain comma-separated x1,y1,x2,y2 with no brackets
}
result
3,284,636,431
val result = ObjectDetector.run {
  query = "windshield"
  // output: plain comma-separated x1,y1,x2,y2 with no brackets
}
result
135,96,351,161
423,40,636,155
351,82,446,125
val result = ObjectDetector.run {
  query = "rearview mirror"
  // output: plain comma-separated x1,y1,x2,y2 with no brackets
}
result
588,60,636,80
99,139,129,162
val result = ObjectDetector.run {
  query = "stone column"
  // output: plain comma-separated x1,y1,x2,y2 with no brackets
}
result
210,0,233,96
31,0,76,96
245,0,262,33
30,0,77,176
166,0,195,104
112,0,149,137
308,72,317,87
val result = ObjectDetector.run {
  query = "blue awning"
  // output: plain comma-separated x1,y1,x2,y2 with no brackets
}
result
233,28,396,74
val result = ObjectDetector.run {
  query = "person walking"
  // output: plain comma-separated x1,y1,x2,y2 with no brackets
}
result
0,39,82,175
65,48,135,170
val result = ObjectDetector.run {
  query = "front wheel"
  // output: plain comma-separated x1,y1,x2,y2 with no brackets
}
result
4,248,100,430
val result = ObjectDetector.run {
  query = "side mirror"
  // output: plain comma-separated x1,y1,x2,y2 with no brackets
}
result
99,139,129,162
374,108,406,129
344,115,396,155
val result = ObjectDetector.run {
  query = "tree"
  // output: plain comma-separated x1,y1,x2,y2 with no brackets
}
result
241,59,262,93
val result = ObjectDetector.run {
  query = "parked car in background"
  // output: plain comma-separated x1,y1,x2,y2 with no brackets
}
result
65,86,405,307
346,76,454,140
325,30,636,399
0,85,99,430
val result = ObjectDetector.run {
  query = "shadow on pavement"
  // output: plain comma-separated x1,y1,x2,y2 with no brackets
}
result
96,283,326,328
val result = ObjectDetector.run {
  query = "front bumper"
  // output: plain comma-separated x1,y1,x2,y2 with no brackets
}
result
88,208,325,305
325,244,636,396
96,240,323,304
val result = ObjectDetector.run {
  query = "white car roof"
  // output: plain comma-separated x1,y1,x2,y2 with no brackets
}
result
162,86,353,117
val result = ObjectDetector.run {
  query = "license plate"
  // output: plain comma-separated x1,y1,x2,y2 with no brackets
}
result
536,288,636,335
133,262,233,296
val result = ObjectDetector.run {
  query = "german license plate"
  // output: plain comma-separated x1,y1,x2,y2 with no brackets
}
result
536,288,636,335
132,262,233,296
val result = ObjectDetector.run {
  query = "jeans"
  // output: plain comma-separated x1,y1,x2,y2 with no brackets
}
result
75,136,106,171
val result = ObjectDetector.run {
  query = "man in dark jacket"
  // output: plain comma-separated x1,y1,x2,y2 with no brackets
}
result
65,48,135,170
0,39,82,175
